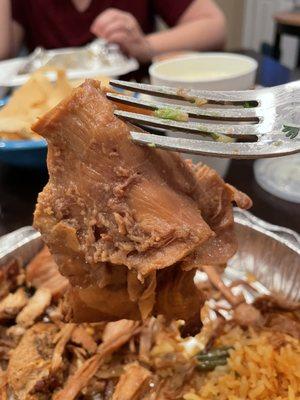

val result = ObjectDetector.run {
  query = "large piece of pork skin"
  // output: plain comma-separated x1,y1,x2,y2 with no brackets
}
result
33,80,251,325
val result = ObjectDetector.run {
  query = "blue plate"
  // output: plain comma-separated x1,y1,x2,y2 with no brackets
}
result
0,95,48,168
0,139,47,168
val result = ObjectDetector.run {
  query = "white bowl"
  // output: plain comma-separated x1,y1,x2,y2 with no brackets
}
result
149,52,258,90
149,53,258,177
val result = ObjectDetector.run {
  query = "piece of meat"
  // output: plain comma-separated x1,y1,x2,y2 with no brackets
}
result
0,367,7,400
32,80,251,323
54,320,140,400
51,323,76,372
254,294,300,313
63,264,203,334
127,270,157,320
16,287,52,327
26,246,69,300
181,165,252,268
265,313,300,339
233,303,263,327
63,264,141,322
71,325,97,354
0,259,25,300
0,288,28,321
0,322,25,363
33,81,213,279
155,266,204,336
139,317,160,362
5,325,26,346
226,183,253,210
0,329,15,362
101,319,140,344
128,266,203,329
112,363,152,400
201,265,244,306
7,322,59,400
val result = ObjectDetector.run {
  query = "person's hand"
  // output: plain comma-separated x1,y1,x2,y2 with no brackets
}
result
90,8,153,62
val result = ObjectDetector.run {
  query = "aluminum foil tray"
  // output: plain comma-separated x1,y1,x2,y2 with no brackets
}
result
0,226,42,267
229,209,300,302
0,210,299,301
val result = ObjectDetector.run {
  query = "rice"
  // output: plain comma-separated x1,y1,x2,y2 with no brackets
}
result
184,327,300,400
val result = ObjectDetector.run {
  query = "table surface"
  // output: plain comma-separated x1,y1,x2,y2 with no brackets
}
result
0,50,299,237
274,11,300,27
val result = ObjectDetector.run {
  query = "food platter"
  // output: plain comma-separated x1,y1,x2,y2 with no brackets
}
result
1,212,299,399
0,42,139,88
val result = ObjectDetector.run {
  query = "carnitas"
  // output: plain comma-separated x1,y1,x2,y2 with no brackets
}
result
32,80,251,329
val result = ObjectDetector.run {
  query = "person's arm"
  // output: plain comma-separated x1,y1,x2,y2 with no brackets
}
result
90,0,226,63
148,0,226,56
0,0,23,60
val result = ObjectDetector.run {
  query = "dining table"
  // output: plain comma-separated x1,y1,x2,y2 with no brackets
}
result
0,49,299,237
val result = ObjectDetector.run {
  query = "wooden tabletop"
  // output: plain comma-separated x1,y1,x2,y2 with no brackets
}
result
274,11,300,27
0,50,300,236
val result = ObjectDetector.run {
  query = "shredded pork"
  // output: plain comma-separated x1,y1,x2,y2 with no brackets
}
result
0,248,299,399
32,80,251,325
7,322,59,400
0,288,28,321
54,320,140,400
26,246,69,300
16,287,52,327
112,363,152,400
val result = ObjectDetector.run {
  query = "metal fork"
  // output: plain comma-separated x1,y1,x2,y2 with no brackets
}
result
108,79,300,159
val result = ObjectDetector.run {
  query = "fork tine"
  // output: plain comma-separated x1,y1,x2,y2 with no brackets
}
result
114,110,259,137
107,93,261,122
130,131,300,159
110,79,259,105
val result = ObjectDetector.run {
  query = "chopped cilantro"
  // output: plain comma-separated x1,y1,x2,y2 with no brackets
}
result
282,125,300,139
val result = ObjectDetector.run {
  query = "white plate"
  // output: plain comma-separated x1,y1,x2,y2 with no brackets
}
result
0,53,139,87
254,154,300,204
